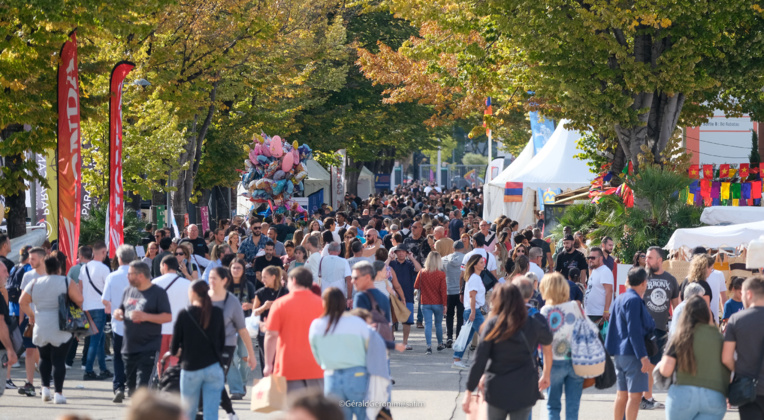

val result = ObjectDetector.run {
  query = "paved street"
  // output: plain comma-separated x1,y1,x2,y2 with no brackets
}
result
0,324,739,420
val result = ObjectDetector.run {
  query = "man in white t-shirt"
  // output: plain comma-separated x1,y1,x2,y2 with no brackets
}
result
317,242,352,305
528,247,546,283
304,234,322,284
461,233,497,277
151,255,191,378
101,244,134,402
79,242,112,380
705,266,727,322
583,247,614,324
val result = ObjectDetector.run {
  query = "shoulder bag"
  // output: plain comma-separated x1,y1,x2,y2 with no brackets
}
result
478,251,498,292
59,276,90,333
85,266,103,295
570,303,606,378
729,336,764,406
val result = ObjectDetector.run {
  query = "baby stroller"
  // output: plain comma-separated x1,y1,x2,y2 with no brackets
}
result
149,351,180,394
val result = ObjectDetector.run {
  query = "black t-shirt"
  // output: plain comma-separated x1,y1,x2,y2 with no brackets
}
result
119,284,172,354
448,219,464,241
530,238,552,269
171,306,225,371
0,293,8,351
229,281,256,317
679,278,713,303
404,235,429,264
0,256,14,275
181,237,209,257
254,286,288,322
555,250,589,278
253,256,283,274
274,224,296,242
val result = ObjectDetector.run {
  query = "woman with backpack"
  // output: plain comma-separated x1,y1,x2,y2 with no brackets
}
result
309,287,372,420
172,279,226,420
413,251,447,354
18,255,83,404
462,283,553,420
539,273,586,420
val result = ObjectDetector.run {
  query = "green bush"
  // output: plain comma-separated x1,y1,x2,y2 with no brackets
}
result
79,204,145,248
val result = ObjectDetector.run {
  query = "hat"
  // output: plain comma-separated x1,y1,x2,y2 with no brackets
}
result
391,244,408,253
454,240,465,250
564,235,575,242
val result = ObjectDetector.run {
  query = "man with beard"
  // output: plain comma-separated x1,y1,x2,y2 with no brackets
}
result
555,235,588,283
640,246,679,410
583,247,611,324
601,236,616,271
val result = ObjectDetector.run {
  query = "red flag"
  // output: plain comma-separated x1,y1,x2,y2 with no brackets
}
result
702,165,714,179
57,31,82,269
719,164,730,178
753,181,763,199
740,163,750,179
752,165,761,176
688,164,699,179
107,61,135,258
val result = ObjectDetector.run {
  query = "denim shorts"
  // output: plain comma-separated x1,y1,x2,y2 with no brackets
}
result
614,355,648,393
404,302,414,324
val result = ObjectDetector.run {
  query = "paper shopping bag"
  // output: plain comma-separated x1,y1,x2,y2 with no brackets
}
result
250,375,287,413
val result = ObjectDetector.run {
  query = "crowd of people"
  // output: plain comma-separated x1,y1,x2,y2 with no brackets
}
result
0,181,761,420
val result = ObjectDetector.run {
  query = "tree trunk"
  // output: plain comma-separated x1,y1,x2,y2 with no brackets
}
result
345,159,364,196
171,81,219,224
6,188,27,239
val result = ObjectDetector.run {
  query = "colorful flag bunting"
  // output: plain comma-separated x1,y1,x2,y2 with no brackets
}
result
740,163,750,179
703,165,714,178
719,164,730,178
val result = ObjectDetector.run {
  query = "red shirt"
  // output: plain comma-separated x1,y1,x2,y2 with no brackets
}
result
265,289,324,380
414,270,447,306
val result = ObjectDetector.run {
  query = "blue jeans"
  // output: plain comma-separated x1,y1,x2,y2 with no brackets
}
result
112,333,126,392
85,309,107,373
421,304,444,348
325,366,369,420
226,336,247,395
546,359,584,420
181,363,225,420
666,385,726,420
453,309,484,360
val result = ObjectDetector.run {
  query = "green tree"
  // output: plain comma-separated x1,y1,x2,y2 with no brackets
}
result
462,152,488,166
751,130,761,167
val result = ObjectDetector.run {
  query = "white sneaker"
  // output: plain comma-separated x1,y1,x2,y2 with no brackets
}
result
11,362,20,368
65,364,72,370
228,414,239,420
54,393,66,404
105,355,113,361
41,387,52,402
80,365,86,370
451,361,469,370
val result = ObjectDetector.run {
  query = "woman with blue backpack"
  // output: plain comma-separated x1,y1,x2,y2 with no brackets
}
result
540,273,603,420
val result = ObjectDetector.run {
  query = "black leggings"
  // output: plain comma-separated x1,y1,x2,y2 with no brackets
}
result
39,339,72,394
258,333,265,376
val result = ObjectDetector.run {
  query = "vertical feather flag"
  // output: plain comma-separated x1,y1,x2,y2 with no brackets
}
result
484,97,492,136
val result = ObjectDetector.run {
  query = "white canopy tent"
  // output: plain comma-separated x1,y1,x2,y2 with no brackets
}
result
303,159,331,205
357,166,375,199
484,139,535,222
486,120,593,227
664,220,764,250
699,206,764,225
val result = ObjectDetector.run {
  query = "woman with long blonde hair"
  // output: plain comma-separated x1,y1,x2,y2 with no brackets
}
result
680,254,714,306
414,251,447,354
227,231,240,254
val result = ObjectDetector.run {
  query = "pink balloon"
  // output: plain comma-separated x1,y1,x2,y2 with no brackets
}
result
270,137,283,158
282,151,294,172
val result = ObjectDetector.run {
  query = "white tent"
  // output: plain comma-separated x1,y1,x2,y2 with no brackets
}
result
357,166,374,199
700,207,764,225
484,139,535,222
485,120,593,227
303,159,331,205
665,220,764,250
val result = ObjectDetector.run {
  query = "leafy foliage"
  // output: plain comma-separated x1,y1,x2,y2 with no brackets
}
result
462,153,488,166
751,130,761,166
79,204,144,248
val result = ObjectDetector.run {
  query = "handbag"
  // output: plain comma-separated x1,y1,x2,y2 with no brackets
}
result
479,252,498,291
652,364,675,391
729,336,764,406
644,332,659,358
390,295,411,324
250,375,287,413
453,320,474,352
59,276,90,333
75,310,99,340
595,351,617,389
7,316,24,356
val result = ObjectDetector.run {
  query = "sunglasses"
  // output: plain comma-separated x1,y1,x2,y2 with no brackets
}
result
175,252,185,256
252,226,262,230
587,256,597,260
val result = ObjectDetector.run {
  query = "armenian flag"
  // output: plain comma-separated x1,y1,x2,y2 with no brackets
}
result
504,182,523,202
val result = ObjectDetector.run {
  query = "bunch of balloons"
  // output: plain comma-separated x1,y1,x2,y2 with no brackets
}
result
241,133,312,214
